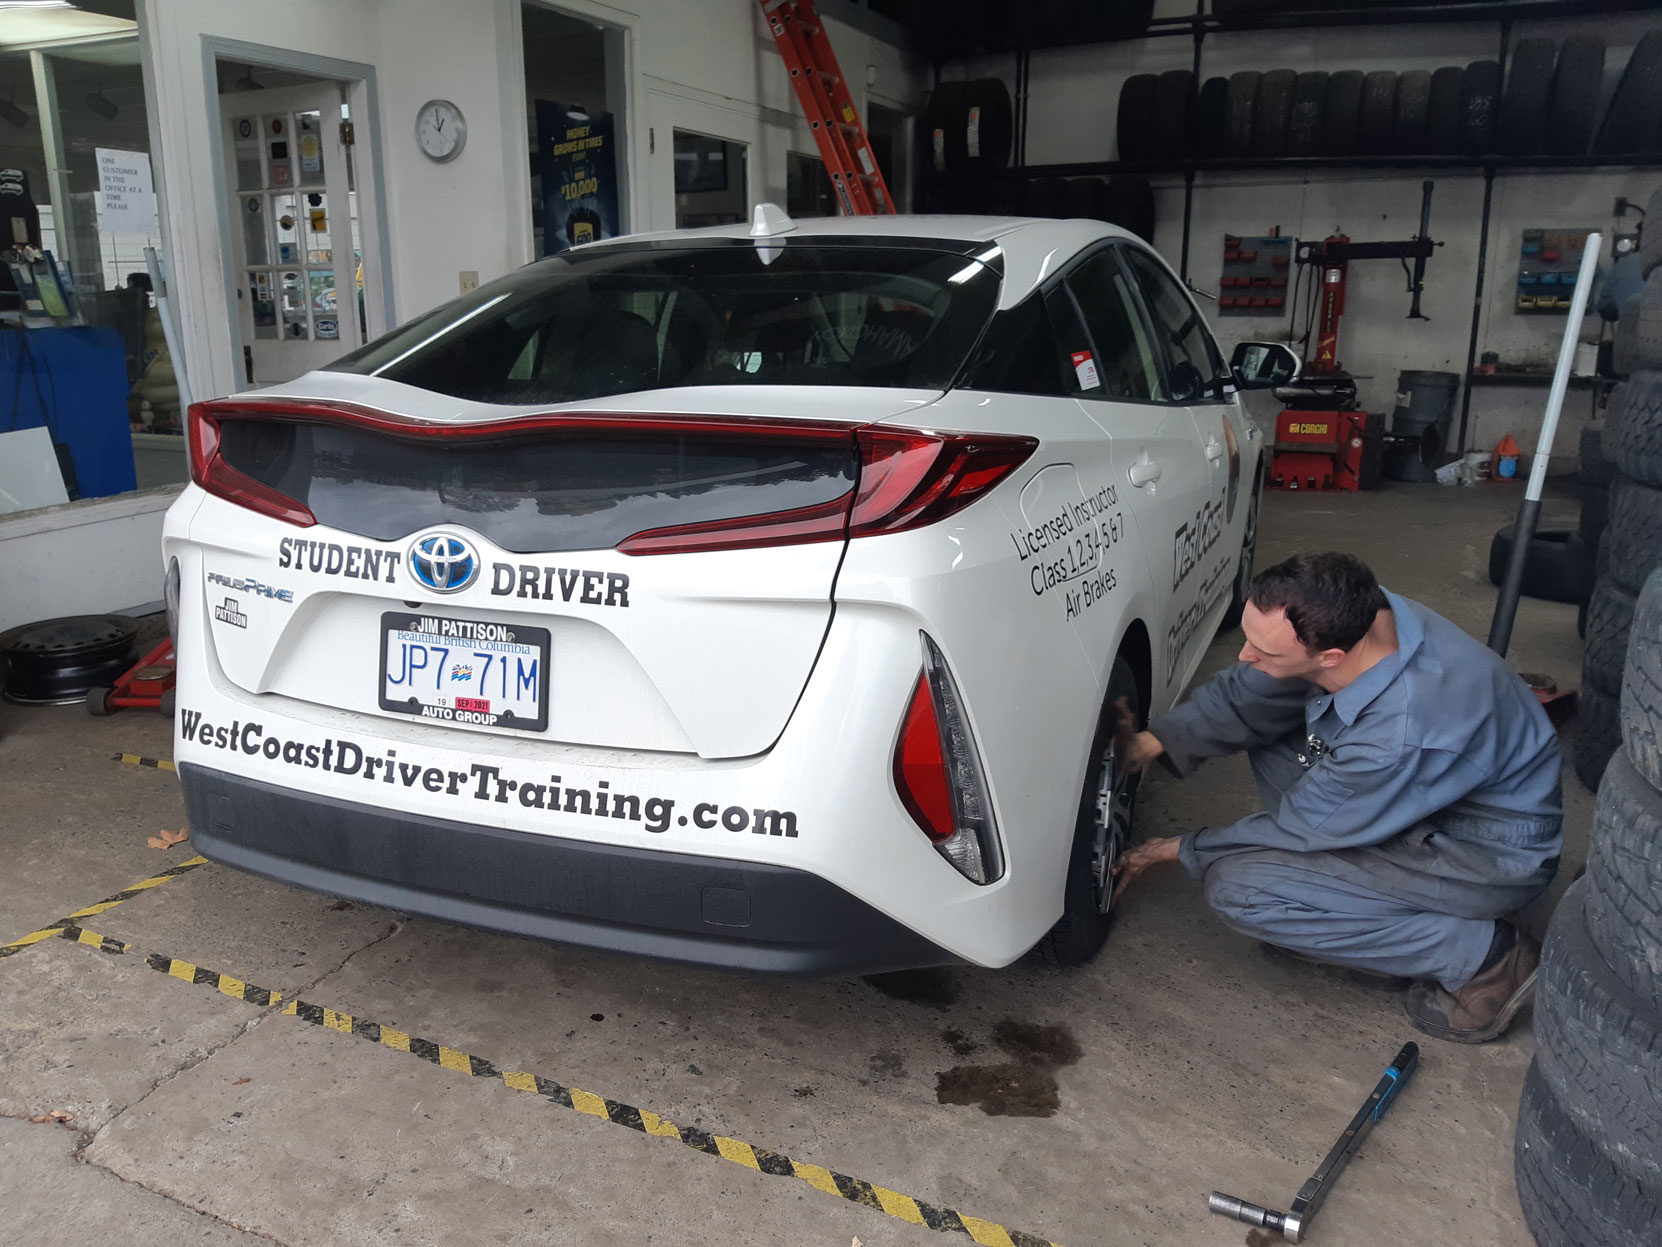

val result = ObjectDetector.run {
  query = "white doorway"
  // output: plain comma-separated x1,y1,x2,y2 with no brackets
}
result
218,69,375,386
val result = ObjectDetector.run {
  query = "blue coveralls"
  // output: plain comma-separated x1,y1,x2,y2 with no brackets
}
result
1151,590,1563,992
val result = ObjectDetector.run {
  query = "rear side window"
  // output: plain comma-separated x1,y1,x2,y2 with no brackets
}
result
957,291,1073,397
1121,246,1227,402
1062,253,1166,402
327,244,1002,403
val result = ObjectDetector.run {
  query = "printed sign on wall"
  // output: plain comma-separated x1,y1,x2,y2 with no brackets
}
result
95,148,157,236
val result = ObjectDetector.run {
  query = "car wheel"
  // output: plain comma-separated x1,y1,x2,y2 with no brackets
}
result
1220,472,1263,632
1037,655,1142,967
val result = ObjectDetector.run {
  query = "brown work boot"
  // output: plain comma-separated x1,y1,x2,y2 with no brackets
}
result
1405,924,1540,1043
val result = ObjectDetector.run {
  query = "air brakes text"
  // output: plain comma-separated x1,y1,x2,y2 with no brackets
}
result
278,537,402,583
490,563,630,608
177,708,798,839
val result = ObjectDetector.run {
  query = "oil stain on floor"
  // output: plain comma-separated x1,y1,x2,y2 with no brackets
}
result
935,1019,1082,1118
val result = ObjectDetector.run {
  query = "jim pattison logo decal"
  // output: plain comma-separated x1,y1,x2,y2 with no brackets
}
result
177,709,798,839
213,597,248,629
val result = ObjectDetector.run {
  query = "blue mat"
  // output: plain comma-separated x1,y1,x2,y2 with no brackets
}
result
1,326,136,500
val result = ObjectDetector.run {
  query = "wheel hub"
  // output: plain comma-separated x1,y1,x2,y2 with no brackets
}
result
1090,737,1138,915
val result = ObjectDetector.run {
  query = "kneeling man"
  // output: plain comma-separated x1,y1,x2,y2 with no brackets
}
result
1115,552,1562,1043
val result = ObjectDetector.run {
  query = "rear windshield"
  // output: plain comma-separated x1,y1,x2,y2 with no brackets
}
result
326,242,1002,404
218,420,857,553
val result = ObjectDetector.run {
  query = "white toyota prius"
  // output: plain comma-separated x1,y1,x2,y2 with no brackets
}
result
165,208,1288,975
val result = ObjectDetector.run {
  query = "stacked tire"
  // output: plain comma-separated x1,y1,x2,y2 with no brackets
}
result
1580,222,1662,790
1516,569,1662,1247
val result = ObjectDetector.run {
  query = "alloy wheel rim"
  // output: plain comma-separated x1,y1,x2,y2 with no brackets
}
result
1090,735,1138,916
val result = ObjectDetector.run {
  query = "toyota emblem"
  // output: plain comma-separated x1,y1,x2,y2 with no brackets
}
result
408,532,480,593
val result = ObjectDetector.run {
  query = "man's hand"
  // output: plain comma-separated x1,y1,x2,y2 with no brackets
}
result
1112,835,1183,900
1113,696,1165,774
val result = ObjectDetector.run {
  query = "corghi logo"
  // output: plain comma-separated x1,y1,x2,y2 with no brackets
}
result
408,532,480,594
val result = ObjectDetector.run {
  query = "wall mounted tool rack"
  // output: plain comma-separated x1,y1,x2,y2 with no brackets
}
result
927,0,1662,454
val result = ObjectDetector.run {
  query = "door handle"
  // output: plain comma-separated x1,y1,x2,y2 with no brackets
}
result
1205,437,1224,463
1128,456,1162,488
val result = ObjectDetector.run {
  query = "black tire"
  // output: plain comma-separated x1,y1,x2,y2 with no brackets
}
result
1285,71,1326,157
1391,69,1430,154
1584,751,1662,1016
158,688,175,717
1487,525,1595,604
1023,176,1067,219
1576,683,1623,792
925,81,969,175
1609,371,1662,489
1221,470,1264,632
1644,187,1662,279
1152,69,1195,158
1059,176,1109,222
1583,418,1618,489
1103,175,1155,243
82,686,115,716
1498,37,1557,156
1515,1061,1662,1247
960,79,1013,172
1357,70,1396,155
1533,880,1662,1191
1426,65,1464,155
1196,76,1229,158
1037,655,1143,967
1117,73,1158,163
1460,60,1501,155
1595,31,1662,156
1622,274,1662,374
1604,475,1662,594
1224,70,1260,157
1582,482,1612,547
1544,35,1605,156
1584,576,1638,694
1251,68,1296,158
1321,69,1364,156
1622,568,1662,791
1614,291,1643,378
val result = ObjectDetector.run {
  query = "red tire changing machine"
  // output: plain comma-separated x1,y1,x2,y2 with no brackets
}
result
1268,181,1439,493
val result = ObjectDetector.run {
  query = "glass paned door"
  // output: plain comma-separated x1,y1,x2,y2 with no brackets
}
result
221,79,358,385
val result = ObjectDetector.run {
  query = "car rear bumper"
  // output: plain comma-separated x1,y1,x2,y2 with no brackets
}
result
180,763,957,977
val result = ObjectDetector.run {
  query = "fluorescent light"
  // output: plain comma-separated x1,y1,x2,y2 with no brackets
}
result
0,1,74,8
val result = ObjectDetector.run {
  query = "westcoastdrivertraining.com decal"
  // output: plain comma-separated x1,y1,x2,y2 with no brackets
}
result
177,709,799,839
1009,482,1124,620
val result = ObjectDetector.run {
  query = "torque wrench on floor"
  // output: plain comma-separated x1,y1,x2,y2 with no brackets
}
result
1208,1042,1419,1243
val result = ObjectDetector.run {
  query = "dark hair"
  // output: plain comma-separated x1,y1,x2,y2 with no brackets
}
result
1248,552,1386,652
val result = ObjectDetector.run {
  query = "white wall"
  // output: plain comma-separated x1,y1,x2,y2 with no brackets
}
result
949,8,1660,468
139,0,927,402
0,488,178,634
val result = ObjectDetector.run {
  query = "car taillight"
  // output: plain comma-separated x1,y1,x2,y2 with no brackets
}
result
891,633,1004,884
618,427,1035,555
188,402,317,527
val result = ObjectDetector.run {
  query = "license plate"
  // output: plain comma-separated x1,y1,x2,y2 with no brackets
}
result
379,612,549,731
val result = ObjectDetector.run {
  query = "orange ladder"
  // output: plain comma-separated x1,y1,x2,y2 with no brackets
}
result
758,0,895,215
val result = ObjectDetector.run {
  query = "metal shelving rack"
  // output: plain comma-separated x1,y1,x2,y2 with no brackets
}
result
931,0,1662,453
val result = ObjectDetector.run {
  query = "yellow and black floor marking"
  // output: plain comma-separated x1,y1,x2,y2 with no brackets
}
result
114,753,177,772
50,927,1062,1247
0,857,208,959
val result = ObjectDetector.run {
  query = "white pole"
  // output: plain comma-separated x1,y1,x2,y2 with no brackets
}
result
1488,230,1601,654
1524,232,1602,501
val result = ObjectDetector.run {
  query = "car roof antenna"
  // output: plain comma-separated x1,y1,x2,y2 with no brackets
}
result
750,202,796,265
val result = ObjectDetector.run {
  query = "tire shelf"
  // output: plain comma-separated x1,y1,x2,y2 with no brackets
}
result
925,0,1662,456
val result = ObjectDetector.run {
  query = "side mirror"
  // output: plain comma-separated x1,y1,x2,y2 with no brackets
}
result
1229,341,1300,390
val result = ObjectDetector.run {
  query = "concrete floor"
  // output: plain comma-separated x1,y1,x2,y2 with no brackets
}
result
0,479,1592,1247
